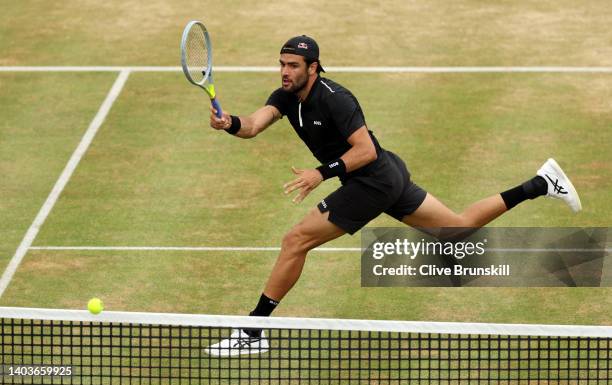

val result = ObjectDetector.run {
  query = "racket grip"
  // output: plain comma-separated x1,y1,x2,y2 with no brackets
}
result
211,98,223,118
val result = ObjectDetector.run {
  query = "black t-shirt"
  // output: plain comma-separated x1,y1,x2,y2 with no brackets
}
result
266,76,385,174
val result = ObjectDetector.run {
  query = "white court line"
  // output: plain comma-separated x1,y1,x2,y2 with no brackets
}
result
28,246,361,252
27,246,610,252
2,66,612,73
0,70,131,298
489,248,611,253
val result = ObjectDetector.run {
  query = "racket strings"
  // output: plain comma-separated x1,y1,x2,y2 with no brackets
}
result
186,25,209,84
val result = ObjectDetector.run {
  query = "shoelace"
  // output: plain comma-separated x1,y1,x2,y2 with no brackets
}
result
232,336,262,349
545,174,567,195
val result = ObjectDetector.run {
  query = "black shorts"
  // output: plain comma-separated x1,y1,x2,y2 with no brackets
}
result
317,151,427,234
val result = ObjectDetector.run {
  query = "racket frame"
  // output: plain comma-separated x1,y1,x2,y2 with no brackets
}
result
180,20,222,117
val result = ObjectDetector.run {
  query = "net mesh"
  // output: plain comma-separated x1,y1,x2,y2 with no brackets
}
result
1,308,610,384
185,23,209,84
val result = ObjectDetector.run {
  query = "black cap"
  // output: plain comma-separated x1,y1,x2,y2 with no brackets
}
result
280,35,325,72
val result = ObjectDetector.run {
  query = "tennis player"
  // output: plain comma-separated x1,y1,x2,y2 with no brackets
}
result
204,36,582,356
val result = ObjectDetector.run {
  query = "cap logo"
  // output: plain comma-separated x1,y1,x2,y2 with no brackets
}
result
297,42,308,49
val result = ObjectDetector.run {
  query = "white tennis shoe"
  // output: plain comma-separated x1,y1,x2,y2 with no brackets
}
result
537,158,582,213
204,329,269,357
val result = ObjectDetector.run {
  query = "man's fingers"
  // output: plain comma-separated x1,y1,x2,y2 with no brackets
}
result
292,187,311,203
210,117,228,130
284,167,305,192
284,179,305,194
283,175,304,189
210,106,221,119
209,106,228,128
291,166,303,175
283,179,296,190
284,168,321,201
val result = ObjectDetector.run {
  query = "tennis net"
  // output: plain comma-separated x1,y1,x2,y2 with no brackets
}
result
1,307,610,384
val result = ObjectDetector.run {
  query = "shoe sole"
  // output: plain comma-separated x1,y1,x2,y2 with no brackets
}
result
204,347,269,357
547,158,582,212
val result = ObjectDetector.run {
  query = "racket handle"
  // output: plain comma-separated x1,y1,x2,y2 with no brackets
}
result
211,98,223,118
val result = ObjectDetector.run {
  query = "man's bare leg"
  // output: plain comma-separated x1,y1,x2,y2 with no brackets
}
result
402,193,507,228
403,156,582,235
264,208,345,301
208,208,344,350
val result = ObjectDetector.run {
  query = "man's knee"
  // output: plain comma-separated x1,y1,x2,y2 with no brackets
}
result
280,208,343,256
281,226,314,255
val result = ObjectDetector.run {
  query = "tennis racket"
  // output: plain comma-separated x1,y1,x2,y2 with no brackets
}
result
180,20,222,118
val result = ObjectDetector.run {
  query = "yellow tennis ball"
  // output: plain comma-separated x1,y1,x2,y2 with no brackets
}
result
87,298,104,315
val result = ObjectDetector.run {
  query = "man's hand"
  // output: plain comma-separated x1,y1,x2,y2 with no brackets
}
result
209,106,232,130
283,167,324,203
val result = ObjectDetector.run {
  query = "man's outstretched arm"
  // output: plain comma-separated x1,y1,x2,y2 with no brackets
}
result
209,105,282,139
